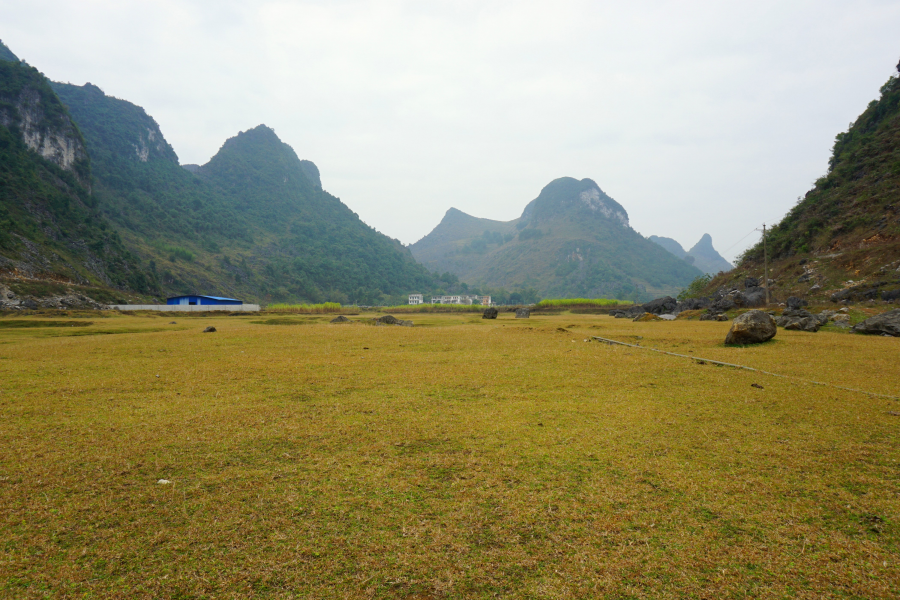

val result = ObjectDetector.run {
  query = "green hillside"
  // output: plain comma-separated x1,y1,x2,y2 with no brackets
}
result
411,177,703,301
0,59,150,293
51,84,435,304
708,63,900,302
195,125,437,303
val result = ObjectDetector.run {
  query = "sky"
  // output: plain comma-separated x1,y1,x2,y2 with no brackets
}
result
3,0,899,263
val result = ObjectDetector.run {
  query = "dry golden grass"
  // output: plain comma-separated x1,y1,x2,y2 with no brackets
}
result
1,311,898,598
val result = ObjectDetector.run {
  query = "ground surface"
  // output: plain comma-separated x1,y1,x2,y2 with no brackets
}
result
0,310,898,598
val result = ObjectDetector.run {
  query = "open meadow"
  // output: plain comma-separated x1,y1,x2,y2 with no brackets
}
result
1,310,899,598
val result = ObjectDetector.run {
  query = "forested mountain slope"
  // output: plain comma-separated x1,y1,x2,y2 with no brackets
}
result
0,55,149,293
703,61,900,302
52,84,435,304
411,177,703,301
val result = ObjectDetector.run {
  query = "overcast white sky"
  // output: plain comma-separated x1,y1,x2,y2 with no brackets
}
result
3,1,899,262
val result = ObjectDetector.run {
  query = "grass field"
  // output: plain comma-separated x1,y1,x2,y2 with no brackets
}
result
1,310,898,598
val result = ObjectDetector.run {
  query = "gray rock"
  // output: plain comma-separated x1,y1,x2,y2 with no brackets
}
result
640,296,677,315
851,309,900,337
725,310,777,345
786,296,807,310
482,308,498,319
203,326,216,333
330,315,350,323
515,308,530,319
783,317,819,332
744,277,760,289
375,315,400,325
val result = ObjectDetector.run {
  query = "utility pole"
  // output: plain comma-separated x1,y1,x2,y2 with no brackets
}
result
763,223,770,306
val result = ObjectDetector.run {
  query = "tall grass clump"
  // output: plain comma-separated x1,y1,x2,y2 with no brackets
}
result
267,302,343,313
535,298,631,309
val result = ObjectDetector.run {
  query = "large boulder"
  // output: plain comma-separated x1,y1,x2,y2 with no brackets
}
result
786,296,807,310
744,276,760,289
851,309,900,337
725,310,776,345
330,315,350,323
482,307,498,319
742,287,767,307
375,315,400,325
515,308,530,319
640,296,677,315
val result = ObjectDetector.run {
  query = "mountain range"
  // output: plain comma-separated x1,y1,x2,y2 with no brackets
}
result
410,177,704,301
648,234,733,275
1,39,437,305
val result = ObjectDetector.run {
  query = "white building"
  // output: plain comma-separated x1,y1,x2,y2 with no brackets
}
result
408,293,424,305
426,294,493,306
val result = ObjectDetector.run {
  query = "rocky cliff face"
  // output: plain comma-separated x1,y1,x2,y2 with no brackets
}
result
0,52,150,294
0,65,90,186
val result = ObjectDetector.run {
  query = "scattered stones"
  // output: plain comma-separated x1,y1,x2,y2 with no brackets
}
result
330,315,350,323
831,314,851,328
725,310,777,345
776,309,820,332
851,309,900,337
203,326,216,333
515,308,530,319
482,307,498,319
699,313,728,321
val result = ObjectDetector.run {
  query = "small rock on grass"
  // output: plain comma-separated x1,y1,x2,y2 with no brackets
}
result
203,326,217,333
330,315,350,323
157,479,171,485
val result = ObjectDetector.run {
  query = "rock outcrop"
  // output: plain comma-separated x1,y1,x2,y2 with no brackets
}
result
851,309,900,336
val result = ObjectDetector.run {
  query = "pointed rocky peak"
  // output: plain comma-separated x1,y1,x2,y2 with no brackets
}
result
521,177,629,227
688,233,717,257
687,233,733,275
0,40,19,63
203,125,320,190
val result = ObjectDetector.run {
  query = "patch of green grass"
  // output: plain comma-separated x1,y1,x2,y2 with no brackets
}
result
0,320,92,328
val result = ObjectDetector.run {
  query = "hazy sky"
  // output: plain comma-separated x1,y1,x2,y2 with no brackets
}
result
3,1,899,262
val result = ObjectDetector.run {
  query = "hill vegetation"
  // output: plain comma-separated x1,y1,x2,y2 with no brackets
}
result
700,61,900,302
47,83,439,305
411,177,703,301
0,59,150,293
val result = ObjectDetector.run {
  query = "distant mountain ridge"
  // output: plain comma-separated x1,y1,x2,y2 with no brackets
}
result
649,233,733,275
1,40,437,304
411,177,703,301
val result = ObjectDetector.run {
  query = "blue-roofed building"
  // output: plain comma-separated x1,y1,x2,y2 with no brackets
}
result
166,295,242,306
